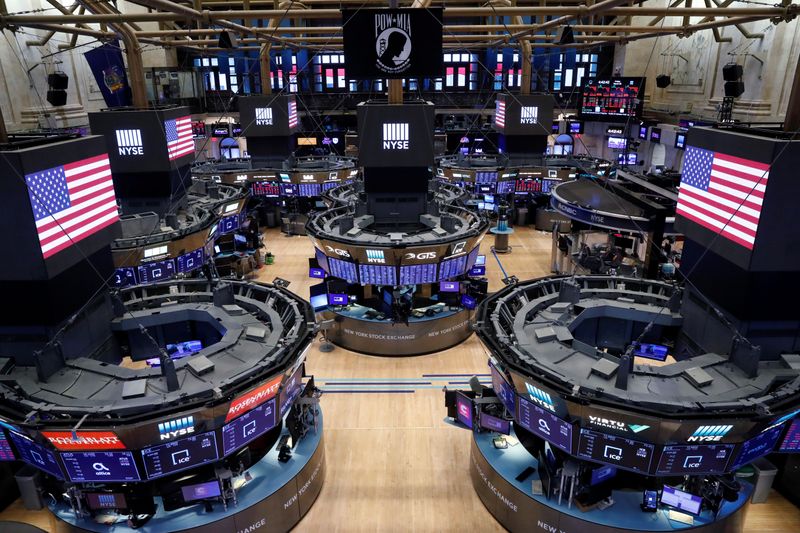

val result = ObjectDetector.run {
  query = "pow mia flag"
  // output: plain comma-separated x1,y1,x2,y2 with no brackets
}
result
342,8,443,79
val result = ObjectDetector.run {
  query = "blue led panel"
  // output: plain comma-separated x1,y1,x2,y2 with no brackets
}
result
327,257,358,283
399,263,437,285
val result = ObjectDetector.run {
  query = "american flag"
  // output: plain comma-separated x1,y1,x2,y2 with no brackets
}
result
288,100,298,129
164,115,194,161
495,100,506,128
676,146,769,250
25,154,119,259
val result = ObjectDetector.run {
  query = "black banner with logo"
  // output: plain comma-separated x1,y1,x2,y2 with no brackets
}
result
342,8,443,79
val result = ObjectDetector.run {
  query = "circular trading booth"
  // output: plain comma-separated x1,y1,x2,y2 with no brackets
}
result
0,279,323,532
305,180,489,356
454,275,800,532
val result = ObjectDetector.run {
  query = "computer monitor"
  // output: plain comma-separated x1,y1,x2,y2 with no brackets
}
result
633,343,668,361
328,293,348,306
181,480,222,502
475,255,486,266
440,281,460,293
590,465,617,486
479,412,510,434
85,492,128,511
309,267,326,279
461,294,477,310
661,485,703,515
455,392,473,429
468,266,486,277
309,282,329,312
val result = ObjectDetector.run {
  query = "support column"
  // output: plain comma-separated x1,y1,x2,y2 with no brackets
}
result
260,43,273,95
388,79,403,104
784,53,800,132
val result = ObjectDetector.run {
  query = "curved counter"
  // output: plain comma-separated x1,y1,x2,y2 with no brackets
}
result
470,427,750,533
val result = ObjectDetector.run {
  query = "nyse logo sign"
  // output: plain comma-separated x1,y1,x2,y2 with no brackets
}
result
525,383,556,412
366,249,385,264
158,416,194,441
255,107,273,126
520,106,539,125
687,424,733,442
115,129,143,156
382,123,409,150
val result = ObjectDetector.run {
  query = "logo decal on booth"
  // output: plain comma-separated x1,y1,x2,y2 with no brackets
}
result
115,129,143,156
255,107,273,126
382,123,409,150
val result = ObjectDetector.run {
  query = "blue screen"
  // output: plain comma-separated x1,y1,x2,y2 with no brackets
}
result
182,481,221,502
298,183,321,197
328,257,358,283
309,267,326,279
496,180,515,194
634,343,668,361
661,486,702,515
476,172,498,183
475,255,486,266
279,366,304,419
590,465,617,486
399,264,437,285
730,424,784,470
280,183,297,196
0,430,15,461
222,398,277,456
656,444,734,475
439,255,468,280
480,413,510,434
466,246,481,270
137,259,175,284
490,363,515,414
61,451,141,483
314,248,329,272
358,264,396,286
219,214,240,234
469,266,486,277
779,419,800,452
141,431,219,480
177,248,204,273
8,431,63,479
322,181,339,192
577,429,655,474
461,294,477,310
112,267,137,288
517,396,573,454
328,293,348,305
310,294,328,311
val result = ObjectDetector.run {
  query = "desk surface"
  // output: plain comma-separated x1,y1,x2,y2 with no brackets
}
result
474,427,751,531
51,413,324,532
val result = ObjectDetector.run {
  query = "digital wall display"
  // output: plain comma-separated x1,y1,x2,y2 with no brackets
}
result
279,365,304,418
177,248,204,273
358,264,397,286
517,396,573,453
496,180,515,194
298,183,321,197
322,181,340,192
476,183,496,195
61,451,141,483
315,248,329,272
218,214,240,234
490,363,516,415
577,429,655,473
328,257,359,284
141,431,219,479
606,126,625,136
656,444,734,475
222,397,277,456
8,431,63,479
493,94,555,134
730,424,784,470
618,153,638,166
607,136,627,149
399,263,437,285
779,419,800,452
516,178,542,194
112,267,137,288
580,77,645,122
476,172,498,184
251,182,281,197
456,392,473,429
439,254,468,280
137,259,175,284
650,127,662,143
661,485,702,515
0,430,16,461
280,183,297,197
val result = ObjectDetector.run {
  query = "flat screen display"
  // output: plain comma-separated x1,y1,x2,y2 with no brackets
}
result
456,392,473,429
638,125,648,140
328,257,358,284
590,465,617,486
577,428,655,473
461,294,477,310
112,267,137,288
280,183,297,197
517,396,573,453
650,127,662,143
580,77,645,122
778,419,800,452
675,133,686,149
182,481,221,502
516,178,542,194
399,263,437,285
656,444,734,475
309,267,326,279
439,255,468,281
490,363,516,415
633,343,668,361
141,431,219,480
541,179,560,194
314,248,329,272
0,430,16,461
322,181,340,192
86,493,127,510
480,413,510,434
251,182,281,197
177,248,204,273
298,183,321,197
439,281,460,293
221,397,277,456
730,424,784,470
328,293,348,305
569,121,583,134
476,172,498,184
469,266,486,277
496,180,515,194
137,259,175,284
8,431,63,479
661,485,702,515
475,255,486,266
476,183,496,195
617,153,638,166
309,282,328,312
218,214,240,234
607,136,627,149
61,451,141,483
279,365,304,419
358,264,397,286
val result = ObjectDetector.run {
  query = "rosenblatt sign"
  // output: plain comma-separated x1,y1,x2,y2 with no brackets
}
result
225,375,283,422
41,431,126,451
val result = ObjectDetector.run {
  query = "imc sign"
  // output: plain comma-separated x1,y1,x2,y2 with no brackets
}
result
342,8,443,79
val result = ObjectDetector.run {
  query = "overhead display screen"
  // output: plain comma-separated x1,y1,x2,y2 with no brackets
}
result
517,396,573,453
577,429,655,474
222,397,277,456
656,444,734,475
314,248,330,272
112,267,137,288
439,254,468,281
778,419,800,452
137,259,175,284
456,392,473,429
400,263,437,285
496,180,515,194
328,257,358,284
219,214,240,234
141,431,219,479
516,178,542,194
359,264,397,286
279,365,304,419
177,248,203,273
8,431,63,479
0,430,16,461
661,486,703,515
322,181,341,192
251,182,281,197
580,77,645,122
298,183,322,197
730,424,784,470
61,451,141,483
476,172,498,184
490,363,516,415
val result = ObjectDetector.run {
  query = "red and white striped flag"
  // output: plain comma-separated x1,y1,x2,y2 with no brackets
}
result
164,115,194,161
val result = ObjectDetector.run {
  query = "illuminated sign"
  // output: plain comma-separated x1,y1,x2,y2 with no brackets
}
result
450,241,467,256
42,431,126,451
158,416,195,441
687,424,733,442
115,129,143,156
325,245,351,258
366,249,385,264
520,106,539,125
225,374,283,422
255,107,273,126
587,416,650,434
404,251,436,260
382,123,409,150
302,174,315,181
525,383,556,412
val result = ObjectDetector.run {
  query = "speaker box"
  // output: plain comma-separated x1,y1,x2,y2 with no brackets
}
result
47,71,69,90
723,63,743,81
656,75,671,88
218,31,238,49
555,26,575,45
724,81,745,98
46,89,67,106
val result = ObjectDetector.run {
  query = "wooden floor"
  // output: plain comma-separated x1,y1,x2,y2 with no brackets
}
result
1,226,798,532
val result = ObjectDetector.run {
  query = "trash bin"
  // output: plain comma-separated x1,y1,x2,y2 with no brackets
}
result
265,210,277,228
14,465,43,510
751,457,778,503
516,207,528,227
